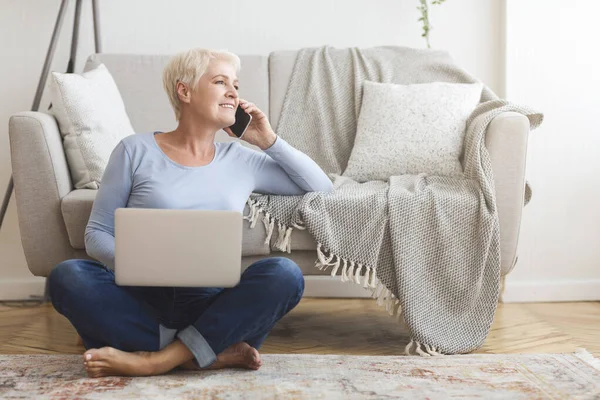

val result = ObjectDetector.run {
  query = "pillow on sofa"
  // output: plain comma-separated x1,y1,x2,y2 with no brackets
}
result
50,63,135,189
342,80,483,182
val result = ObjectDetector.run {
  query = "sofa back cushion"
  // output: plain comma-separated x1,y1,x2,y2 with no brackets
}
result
84,53,269,149
268,50,298,132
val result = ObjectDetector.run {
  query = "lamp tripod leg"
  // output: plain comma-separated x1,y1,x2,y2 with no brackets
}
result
1,0,102,304
0,0,70,232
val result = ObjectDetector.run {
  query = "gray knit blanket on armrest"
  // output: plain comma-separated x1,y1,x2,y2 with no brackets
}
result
243,46,543,356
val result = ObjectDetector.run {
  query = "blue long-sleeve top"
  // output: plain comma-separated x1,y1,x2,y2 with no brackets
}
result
84,132,333,270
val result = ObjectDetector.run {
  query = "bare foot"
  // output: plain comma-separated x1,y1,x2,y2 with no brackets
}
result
83,347,155,378
181,342,262,371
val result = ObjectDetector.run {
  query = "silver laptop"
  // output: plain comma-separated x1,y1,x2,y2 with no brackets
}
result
114,208,242,287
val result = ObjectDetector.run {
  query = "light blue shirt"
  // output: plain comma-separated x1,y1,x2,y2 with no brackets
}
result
85,132,333,270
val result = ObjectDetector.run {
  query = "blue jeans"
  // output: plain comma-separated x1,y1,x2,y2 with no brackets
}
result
48,257,304,368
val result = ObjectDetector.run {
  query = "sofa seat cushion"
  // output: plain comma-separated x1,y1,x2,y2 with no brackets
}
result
268,223,317,252
242,251,371,277
61,189,96,250
61,190,290,256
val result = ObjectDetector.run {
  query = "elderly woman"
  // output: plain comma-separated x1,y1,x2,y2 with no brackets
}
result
48,48,333,378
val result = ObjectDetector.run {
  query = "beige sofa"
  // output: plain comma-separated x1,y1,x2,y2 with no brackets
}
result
8,50,530,296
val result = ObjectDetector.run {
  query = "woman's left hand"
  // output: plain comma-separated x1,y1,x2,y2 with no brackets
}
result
224,99,277,150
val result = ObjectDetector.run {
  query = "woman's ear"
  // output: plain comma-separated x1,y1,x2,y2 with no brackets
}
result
176,82,191,104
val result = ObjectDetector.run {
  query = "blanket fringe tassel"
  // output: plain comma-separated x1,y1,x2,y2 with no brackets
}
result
244,199,306,254
244,198,442,357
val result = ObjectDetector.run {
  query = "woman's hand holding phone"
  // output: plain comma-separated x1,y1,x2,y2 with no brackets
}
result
224,99,277,150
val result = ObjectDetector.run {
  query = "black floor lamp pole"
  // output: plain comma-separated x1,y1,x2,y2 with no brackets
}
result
0,0,101,231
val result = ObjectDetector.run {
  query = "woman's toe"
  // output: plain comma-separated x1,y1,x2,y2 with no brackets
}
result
86,361,104,370
83,350,96,361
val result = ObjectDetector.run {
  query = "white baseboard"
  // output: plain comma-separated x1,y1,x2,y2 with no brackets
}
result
305,276,600,303
304,275,373,298
501,279,600,303
0,277,46,301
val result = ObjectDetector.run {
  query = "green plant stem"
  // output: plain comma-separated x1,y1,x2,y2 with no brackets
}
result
419,0,431,48
418,0,446,48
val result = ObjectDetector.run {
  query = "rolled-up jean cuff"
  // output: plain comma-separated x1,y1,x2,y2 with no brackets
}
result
177,326,217,368
159,325,177,350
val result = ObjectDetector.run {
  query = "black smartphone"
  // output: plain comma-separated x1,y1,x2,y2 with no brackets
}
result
229,105,252,138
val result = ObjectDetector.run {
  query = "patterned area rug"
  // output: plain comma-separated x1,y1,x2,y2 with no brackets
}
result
1,350,599,399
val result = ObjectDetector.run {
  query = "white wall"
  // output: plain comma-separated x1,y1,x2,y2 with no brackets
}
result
502,0,600,302
0,0,504,299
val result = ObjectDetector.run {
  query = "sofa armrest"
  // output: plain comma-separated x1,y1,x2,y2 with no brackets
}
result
9,111,79,277
485,111,530,277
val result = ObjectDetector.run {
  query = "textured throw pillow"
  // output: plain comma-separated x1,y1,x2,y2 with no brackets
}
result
50,63,135,189
342,80,483,182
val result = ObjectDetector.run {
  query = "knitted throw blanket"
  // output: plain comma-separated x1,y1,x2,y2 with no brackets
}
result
244,46,543,355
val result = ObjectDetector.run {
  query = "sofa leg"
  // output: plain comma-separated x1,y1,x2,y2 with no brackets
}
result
499,275,507,303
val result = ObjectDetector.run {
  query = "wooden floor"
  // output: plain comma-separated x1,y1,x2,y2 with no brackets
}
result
0,299,598,357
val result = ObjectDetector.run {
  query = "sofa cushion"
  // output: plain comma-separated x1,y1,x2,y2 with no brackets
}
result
62,190,271,256
242,251,328,276
343,81,483,181
242,250,370,277
268,50,298,132
61,189,96,249
269,224,317,252
84,53,269,152
50,64,136,189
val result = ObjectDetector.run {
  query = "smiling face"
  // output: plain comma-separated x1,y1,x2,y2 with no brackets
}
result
177,59,240,129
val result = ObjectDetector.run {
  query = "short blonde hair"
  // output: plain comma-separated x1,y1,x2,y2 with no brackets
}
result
163,48,241,120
